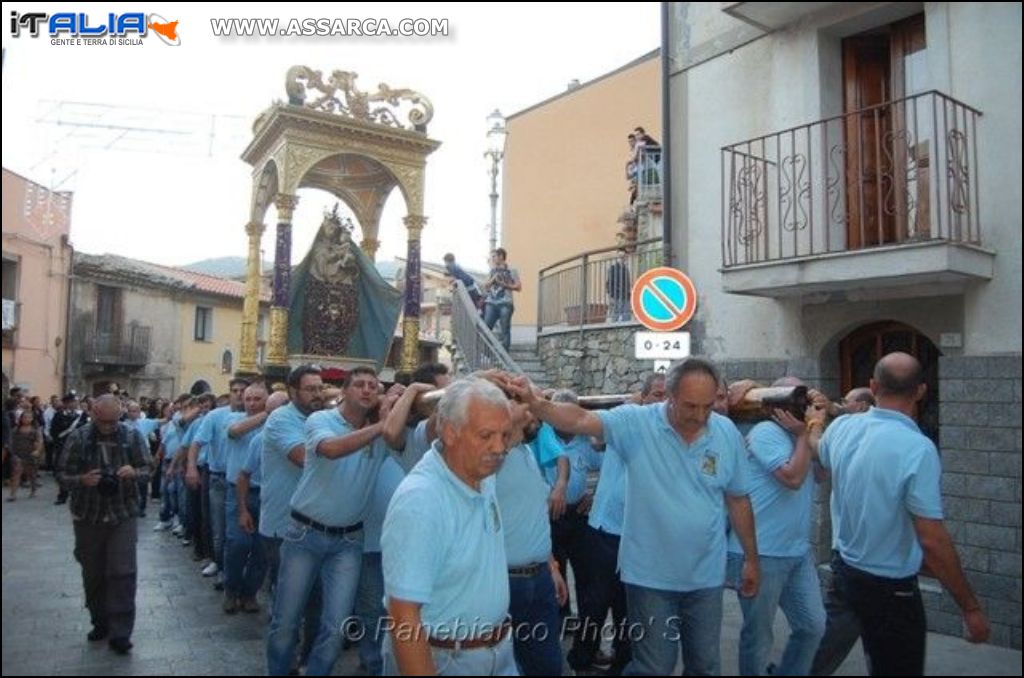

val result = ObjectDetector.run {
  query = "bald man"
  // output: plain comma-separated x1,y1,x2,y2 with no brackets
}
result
812,352,989,676
841,387,875,414
56,394,152,655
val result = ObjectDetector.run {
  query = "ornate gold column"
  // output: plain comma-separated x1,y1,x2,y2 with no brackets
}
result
361,237,381,262
267,194,299,368
400,214,426,373
238,220,265,375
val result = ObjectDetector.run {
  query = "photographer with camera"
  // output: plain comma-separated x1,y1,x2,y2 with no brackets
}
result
56,394,152,656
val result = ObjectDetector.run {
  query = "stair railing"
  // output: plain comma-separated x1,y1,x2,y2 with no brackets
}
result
450,280,523,374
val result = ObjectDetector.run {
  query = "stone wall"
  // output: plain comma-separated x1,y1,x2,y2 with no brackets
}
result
537,324,653,394
930,354,1022,649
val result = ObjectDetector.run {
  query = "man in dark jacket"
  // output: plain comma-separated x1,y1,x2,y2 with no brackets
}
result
56,394,151,655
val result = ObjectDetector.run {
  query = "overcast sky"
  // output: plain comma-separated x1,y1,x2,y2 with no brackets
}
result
2,2,660,271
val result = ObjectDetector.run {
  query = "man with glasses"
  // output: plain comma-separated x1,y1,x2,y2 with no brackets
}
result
259,365,325,672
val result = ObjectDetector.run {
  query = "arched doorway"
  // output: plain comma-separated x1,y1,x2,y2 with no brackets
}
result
839,321,941,442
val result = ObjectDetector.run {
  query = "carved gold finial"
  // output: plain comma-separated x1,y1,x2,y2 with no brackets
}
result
285,66,434,132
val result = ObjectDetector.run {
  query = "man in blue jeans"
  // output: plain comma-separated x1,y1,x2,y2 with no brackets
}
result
266,367,398,676
726,377,828,676
496,397,568,676
483,247,521,350
510,357,760,676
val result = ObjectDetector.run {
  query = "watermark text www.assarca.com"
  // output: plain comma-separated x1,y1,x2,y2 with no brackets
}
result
210,17,449,38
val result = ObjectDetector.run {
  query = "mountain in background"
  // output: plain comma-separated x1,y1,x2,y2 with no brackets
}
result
180,257,262,279
182,256,403,281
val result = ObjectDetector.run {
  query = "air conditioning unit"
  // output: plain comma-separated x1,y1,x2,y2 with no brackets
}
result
1,299,16,331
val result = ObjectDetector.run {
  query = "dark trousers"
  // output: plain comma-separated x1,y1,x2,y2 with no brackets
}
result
73,519,138,642
508,568,564,676
812,553,926,676
551,505,590,617
136,478,149,517
568,526,630,674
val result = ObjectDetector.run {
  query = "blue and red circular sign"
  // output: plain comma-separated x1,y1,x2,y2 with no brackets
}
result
631,267,698,331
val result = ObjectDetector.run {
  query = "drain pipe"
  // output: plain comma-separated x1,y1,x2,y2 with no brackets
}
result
660,1,673,267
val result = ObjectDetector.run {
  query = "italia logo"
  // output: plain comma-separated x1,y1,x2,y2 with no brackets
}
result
9,11,181,46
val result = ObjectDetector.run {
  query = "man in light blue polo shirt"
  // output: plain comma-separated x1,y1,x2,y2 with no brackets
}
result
382,377,515,676
535,389,601,619
568,372,667,675
726,377,828,676
496,399,568,676
381,362,451,474
267,366,397,676
510,357,760,676
221,383,270,615
260,367,324,673
186,377,248,580
811,353,989,676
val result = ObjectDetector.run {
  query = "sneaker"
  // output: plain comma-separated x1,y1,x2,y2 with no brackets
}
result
153,521,172,532
108,638,133,655
223,596,239,615
241,597,261,614
87,626,109,642
180,538,193,547
201,562,219,577
171,526,185,537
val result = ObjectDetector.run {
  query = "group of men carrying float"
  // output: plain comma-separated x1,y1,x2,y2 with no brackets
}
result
221,351,983,676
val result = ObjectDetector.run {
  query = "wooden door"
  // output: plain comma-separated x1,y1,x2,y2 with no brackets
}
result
839,321,941,443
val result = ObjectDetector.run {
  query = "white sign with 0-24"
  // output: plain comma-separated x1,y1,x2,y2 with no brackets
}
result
634,331,691,360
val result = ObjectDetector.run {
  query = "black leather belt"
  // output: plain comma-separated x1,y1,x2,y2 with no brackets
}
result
291,510,363,536
508,562,545,577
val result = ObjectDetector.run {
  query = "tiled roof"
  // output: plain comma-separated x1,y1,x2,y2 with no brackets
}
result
75,253,270,302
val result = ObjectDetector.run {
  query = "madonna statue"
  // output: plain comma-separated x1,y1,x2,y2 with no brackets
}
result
287,205,402,365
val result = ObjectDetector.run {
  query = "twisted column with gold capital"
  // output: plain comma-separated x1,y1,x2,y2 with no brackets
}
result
267,194,299,368
401,214,427,373
238,220,265,375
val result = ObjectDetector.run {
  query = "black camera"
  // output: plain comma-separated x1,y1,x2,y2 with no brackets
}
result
97,470,121,498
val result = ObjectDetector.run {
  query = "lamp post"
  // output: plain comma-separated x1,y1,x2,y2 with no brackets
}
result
484,108,507,256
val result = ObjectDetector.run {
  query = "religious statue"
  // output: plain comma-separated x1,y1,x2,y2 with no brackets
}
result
287,205,403,366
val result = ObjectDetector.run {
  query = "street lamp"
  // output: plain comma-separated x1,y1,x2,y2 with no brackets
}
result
484,108,507,256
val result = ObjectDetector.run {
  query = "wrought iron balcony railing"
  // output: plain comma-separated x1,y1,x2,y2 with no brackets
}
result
722,90,982,268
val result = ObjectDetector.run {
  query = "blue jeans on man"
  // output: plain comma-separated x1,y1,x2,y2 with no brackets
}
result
266,521,363,676
727,552,826,676
483,303,514,350
623,584,723,676
224,484,266,601
508,567,563,676
355,552,386,676
209,472,228,569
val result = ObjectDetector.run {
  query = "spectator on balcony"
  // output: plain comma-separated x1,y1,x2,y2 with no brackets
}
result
442,253,483,310
626,133,639,204
633,127,662,199
606,248,633,322
483,248,521,351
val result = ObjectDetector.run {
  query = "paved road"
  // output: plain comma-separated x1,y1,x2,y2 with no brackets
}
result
3,476,1020,675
